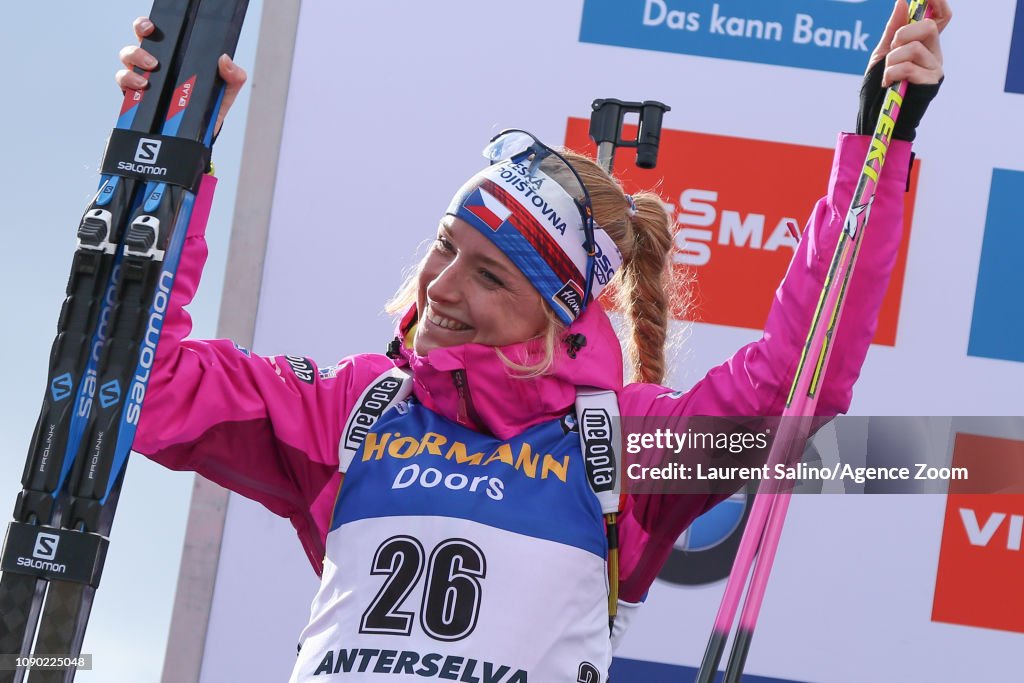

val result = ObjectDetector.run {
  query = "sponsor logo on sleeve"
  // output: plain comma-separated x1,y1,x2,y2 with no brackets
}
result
580,0,893,75
565,118,917,343
318,364,341,380
284,355,316,384
932,433,1024,634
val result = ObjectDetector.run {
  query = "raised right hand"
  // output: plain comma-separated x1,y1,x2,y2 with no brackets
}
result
114,16,248,137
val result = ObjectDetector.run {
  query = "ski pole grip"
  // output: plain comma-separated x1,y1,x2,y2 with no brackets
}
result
588,98,671,170
589,98,626,147
636,100,668,169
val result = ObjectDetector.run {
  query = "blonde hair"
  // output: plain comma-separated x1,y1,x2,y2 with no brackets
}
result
555,151,687,385
386,149,688,386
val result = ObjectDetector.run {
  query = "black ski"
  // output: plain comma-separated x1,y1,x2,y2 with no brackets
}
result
0,2,198,679
26,2,249,678
0,1,249,680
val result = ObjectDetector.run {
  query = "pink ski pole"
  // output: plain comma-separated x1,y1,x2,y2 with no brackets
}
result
696,2,933,680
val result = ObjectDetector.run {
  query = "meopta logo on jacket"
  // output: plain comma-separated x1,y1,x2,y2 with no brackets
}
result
579,0,896,75
290,397,609,682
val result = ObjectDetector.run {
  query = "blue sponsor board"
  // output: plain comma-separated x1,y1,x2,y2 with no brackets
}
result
1007,0,1024,93
579,0,894,75
611,657,808,682
968,169,1024,363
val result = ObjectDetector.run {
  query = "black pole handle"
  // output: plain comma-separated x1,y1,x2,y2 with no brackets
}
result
588,98,671,171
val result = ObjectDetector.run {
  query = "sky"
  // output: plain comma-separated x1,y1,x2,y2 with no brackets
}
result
0,1,262,680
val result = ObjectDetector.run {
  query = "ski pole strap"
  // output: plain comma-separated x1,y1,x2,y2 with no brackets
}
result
575,387,621,514
338,367,414,473
574,387,624,634
0,522,108,589
100,128,211,192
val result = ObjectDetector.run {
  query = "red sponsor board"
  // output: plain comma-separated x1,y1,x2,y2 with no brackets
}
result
563,119,919,345
932,433,1024,634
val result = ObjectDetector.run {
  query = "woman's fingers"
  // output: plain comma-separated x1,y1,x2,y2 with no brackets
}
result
116,45,157,91
868,0,952,74
119,44,158,70
884,18,943,85
868,0,907,71
885,40,940,74
925,0,953,34
118,18,158,92
213,54,248,137
133,16,155,41
883,59,940,87
115,68,149,91
116,18,248,136
892,17,942,57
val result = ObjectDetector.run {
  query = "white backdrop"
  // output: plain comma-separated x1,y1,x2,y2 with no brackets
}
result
190,1,1024,681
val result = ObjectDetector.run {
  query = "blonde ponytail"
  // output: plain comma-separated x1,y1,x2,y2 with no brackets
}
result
558,151,687,385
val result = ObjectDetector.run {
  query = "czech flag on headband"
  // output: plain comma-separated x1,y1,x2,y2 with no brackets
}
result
445,159,623,325
463,187,512,232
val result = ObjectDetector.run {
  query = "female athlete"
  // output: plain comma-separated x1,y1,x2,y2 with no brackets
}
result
116,1,951,680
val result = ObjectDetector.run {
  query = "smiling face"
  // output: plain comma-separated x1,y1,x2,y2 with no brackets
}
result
413,216,551,356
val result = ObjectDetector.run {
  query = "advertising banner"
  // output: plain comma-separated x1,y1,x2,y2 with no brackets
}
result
564,118,918,342
186,1,1024,681
968,169,1024,363
580,0,895,75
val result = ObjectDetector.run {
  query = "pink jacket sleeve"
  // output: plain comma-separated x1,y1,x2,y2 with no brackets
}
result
133,175,392,574
615,133,913,601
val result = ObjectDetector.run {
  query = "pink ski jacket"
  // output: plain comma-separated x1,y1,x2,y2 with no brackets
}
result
135,133,912,604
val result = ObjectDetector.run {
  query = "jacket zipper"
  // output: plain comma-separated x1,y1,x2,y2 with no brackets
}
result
451,369,480,428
